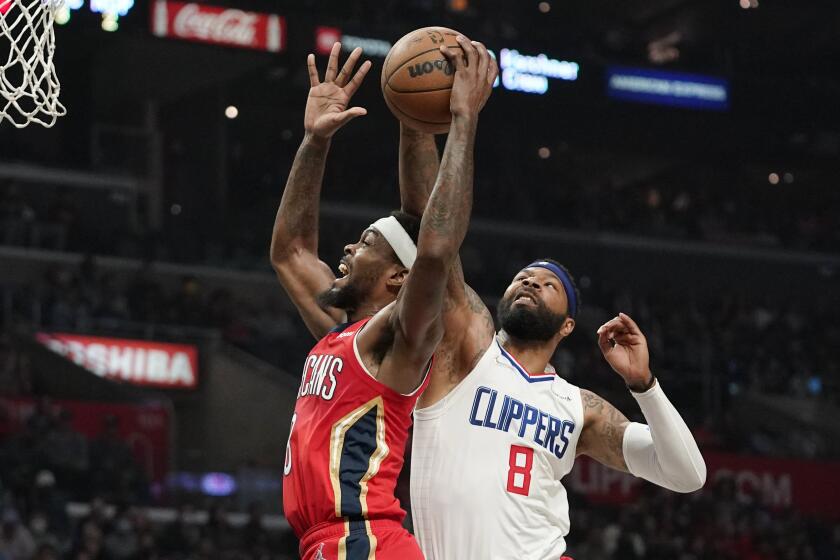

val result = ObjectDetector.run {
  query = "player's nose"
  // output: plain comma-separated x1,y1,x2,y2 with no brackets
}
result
343,243,355,256
522,277,540,290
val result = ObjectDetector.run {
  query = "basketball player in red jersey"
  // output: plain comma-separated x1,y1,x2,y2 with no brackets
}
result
270,39,497,560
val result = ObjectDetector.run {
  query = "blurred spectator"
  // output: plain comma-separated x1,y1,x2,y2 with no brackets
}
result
0,183,36,248
89,418,138,503
42,410,88,496
0,508,35,560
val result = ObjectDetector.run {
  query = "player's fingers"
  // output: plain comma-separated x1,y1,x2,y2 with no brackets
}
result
596,317,621,335
456,34,477,68
331,107,368,128
487,55,499,86
344,60,372,97
611,333,637,346
597,330,613,355
439,46,464,71
618,312,642,334
473,41,490,77
324,42,342,82
336,47,362,87
306,54,320,87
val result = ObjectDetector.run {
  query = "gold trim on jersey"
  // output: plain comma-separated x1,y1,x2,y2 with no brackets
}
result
329,396,389,560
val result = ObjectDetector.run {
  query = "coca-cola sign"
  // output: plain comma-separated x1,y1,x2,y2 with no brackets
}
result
37,332,199,389
151,0,285,52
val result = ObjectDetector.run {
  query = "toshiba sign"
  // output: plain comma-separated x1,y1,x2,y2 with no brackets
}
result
151,0,285,52
37,333,199,389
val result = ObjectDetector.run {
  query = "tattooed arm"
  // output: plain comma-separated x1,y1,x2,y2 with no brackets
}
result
270,44,371,339
579,316,705,490
271,135,344,339
361,36,498,394
577,389,632,471
397,126,495,403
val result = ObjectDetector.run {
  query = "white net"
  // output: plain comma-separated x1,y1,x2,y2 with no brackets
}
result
0,0,66,128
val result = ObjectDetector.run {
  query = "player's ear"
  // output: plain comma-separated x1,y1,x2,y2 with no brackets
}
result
386,266,409,288
560,317,575,338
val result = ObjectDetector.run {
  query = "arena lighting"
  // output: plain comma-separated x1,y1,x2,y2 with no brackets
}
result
225,105,239,119
538,147,551,159
54,0,135,27
538,1,551,13
90,0,134,16
768,173,780,185
783,172,794,184
201,473,237,497
55,6,71,24
496,48,580,95
101,12,119,31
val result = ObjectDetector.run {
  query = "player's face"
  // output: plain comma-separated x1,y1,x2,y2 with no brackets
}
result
497,267,570,342
317,229,396,313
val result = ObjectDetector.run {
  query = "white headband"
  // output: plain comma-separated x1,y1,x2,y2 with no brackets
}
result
370,216,417,269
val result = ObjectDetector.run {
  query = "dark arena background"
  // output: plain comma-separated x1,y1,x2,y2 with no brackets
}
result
1,0,839,558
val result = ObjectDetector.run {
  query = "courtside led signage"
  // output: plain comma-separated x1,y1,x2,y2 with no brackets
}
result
151,0,286,52
315,26,391,58
496,48,579,95
37,333,199,389
606,66,729,110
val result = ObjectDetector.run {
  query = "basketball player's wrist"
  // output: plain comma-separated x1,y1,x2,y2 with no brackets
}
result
627,371,656,393
303,131,332,147
451,113,479,128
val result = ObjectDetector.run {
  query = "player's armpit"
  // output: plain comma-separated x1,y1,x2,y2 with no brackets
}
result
272,251,345,340
576,389,631,472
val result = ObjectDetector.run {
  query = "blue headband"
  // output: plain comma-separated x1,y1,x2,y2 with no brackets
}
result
526,260,578,318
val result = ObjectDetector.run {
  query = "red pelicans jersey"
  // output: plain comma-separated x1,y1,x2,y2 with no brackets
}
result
283,318,430,558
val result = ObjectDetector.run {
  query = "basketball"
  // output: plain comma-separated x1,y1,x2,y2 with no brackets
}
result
381,26,464,134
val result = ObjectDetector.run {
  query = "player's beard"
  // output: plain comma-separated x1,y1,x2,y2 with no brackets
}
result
316,266,380,316
317,283,362,315
497,294,566,342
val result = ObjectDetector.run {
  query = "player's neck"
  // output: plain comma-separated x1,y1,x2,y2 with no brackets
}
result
348,298,391,322
497,330,557,374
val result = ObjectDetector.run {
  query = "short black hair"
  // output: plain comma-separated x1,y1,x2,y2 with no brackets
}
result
389,210,421,245
534,257,582,317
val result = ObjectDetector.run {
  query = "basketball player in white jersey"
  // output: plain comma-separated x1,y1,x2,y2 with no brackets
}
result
395,132,707,559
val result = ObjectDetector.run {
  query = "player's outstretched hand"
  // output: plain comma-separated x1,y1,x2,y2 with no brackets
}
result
596,312,653,390
439,35,498,119
304,42,372,139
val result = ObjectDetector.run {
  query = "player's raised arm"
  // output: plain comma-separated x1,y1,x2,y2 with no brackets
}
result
373,36,497,393
577,313,707,493
270,43,371,339
397,122,496,397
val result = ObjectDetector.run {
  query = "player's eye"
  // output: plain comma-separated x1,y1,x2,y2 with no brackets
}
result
546,282,557,290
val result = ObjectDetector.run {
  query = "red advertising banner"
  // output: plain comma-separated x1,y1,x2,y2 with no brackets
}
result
36,333,199,390
568,453,840,518
151,0,285,52
0,397,170,482
315,26,341,56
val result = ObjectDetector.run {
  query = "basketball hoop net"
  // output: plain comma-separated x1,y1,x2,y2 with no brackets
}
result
0,0,66,128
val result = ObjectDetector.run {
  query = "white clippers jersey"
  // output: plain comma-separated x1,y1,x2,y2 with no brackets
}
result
411,338,584,560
